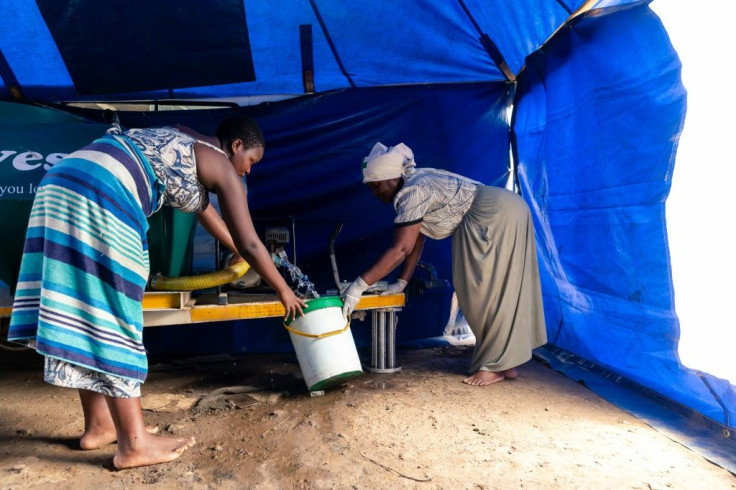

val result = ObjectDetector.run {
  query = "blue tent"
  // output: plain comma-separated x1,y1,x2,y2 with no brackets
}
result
1,0,734,466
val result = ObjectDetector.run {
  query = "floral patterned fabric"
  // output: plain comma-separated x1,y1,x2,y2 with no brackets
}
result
120,126,225,214
44,357,141,398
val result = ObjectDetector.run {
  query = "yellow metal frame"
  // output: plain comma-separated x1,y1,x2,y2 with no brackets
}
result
0,292,405,326
192,294,404,323
144,292,404,327
142,291,192,310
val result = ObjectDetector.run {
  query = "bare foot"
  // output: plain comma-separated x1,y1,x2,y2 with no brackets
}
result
80,425,159,450
113,434,196,470
463,370,506,386
503,368,518,379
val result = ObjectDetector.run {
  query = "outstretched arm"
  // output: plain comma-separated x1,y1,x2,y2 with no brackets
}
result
196,203,238,256
397,233,425,282
342,222,423,318
360,222,423,285
194,143,305,319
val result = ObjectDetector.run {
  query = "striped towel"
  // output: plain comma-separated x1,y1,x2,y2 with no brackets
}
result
8,134,160,383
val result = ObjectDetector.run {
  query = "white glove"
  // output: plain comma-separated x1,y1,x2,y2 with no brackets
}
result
341,276,370,319
380,278,407,296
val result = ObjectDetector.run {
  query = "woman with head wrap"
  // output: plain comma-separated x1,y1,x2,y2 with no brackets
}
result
341,142,547,386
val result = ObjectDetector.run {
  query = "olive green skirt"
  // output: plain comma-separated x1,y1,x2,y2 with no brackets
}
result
451,185,547,373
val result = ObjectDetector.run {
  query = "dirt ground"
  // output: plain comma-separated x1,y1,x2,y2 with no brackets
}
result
1,345,734,490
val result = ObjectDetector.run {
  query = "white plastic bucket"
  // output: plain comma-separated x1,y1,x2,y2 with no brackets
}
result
284,296,363,391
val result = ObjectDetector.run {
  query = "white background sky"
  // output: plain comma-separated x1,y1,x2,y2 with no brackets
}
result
650,1,735,383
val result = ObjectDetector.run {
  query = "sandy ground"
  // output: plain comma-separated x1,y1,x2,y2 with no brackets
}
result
1,345,734,490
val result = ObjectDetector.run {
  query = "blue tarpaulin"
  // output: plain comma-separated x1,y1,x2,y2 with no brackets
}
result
1,0,734,458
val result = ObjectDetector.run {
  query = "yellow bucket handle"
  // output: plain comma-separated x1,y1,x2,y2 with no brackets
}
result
283,318,351,339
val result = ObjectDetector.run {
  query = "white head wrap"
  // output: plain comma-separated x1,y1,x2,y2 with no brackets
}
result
362,142,416,183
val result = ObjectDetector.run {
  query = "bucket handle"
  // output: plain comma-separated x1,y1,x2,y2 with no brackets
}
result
283,319,351,339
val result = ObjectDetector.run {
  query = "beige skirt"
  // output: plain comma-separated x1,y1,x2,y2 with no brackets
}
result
451,185,547,373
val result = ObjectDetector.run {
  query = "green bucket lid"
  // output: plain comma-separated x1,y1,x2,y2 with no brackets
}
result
284,295,343,325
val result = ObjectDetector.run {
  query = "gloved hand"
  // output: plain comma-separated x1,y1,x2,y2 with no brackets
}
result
341,276,370,319
380,278,407,296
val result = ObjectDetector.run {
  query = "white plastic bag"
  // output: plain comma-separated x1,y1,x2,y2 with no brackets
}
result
442,292,475,346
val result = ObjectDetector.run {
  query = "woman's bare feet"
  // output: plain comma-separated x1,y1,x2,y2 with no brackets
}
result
113,433,196,470
103,393,195,469
78,389,159,450
80,424,159,450
463,368,518,386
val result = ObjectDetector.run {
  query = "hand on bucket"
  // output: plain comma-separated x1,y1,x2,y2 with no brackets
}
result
341,276,370,319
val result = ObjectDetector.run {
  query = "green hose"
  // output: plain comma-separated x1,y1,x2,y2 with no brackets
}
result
149,260,251,292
